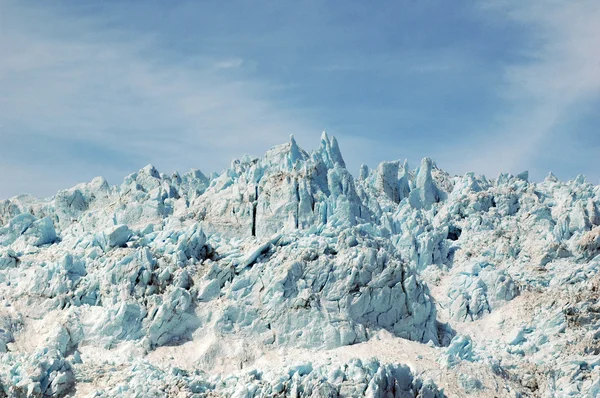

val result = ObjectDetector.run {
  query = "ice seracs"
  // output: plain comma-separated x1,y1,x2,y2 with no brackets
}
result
0,134,599,397
409,157,446,210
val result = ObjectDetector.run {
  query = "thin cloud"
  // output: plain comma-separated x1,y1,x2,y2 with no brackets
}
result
0,2,317,198
213,59,245,70
452,0,600,179
1,0,598,199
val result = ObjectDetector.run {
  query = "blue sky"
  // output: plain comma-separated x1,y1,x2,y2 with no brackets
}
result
1,0,599,198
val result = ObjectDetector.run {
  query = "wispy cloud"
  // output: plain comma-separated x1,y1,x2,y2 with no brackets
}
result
1,0,598,198
213,58,245,70
450,0,600,179
0,1,317,198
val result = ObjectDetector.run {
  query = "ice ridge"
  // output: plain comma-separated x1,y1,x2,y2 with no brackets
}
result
0,135,599,397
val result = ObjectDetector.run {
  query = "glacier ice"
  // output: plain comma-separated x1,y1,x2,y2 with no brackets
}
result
0,134,599,397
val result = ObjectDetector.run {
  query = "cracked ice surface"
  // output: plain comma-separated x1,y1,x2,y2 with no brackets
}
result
1,134,600,397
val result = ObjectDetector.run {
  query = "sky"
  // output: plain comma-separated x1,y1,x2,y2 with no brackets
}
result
1,0,599,199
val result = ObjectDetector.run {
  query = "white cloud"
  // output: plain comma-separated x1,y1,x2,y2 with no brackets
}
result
452,0,600,178
213,59,245,70
1,0,598,198
0,1,317,198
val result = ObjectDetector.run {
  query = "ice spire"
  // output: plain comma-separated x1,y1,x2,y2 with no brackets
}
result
546,172,559,183
409,157,443,210
375,161,400,203
398,159,411,201
316,131,346,169
329,135,346,168
289,134,302,165
359,164,369,181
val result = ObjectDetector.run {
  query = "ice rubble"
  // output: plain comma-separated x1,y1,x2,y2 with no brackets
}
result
0,134,599,397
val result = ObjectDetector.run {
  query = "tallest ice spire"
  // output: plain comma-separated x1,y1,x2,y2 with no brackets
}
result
317,131,346,169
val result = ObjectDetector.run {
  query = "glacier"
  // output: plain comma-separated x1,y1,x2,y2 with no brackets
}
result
0,133,599,397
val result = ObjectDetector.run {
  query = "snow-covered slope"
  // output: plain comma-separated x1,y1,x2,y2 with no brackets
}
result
1,134,599,397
